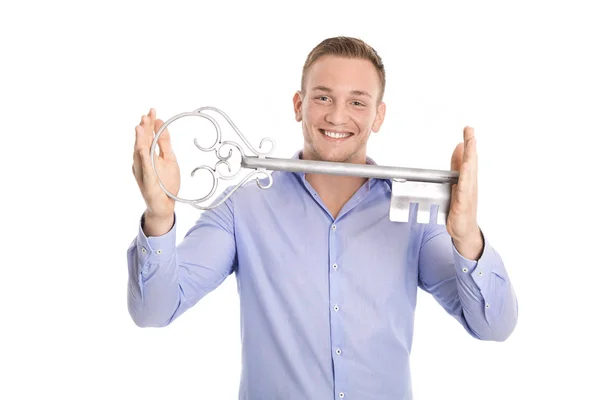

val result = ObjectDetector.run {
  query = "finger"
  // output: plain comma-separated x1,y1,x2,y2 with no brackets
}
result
470,150,478,199
450,181,468,212
144,114,162,161
464,129,478,193
155,119,175,161
451,183,459,209
134,124,154,183
462,126,477,167
141,114,155,149
468,137,478,173
134,124,148,160
456,160,470,203
148,108,156,126
463,125,475,142
148,108,157,147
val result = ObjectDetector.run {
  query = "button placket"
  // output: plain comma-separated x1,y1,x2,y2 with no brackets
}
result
329,223,344,398
329,220,345,397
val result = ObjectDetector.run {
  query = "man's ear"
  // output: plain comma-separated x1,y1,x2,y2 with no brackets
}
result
371,101,386,132
293,91,303,122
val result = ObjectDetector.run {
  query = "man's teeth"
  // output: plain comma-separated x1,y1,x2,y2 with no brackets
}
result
323,130,351,139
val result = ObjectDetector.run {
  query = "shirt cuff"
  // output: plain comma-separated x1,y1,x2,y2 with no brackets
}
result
453,229,497,289
136,212,177,263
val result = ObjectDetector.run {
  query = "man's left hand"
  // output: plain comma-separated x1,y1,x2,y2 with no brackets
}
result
447,126,484,260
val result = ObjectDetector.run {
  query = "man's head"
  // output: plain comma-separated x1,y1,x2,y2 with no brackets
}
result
293,36,387,163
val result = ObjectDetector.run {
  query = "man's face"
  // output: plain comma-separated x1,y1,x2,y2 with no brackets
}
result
293,55,386,163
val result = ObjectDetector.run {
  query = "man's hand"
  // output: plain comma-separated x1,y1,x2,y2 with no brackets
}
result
132,108,181,236
447,126,484,260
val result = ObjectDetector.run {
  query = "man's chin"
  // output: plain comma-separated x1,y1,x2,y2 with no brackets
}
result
304,143,362,163
314,151,354,163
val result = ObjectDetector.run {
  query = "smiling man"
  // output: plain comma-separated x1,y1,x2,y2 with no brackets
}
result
128,36,519,400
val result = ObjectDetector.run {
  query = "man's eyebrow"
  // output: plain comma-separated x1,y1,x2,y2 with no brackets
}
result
350,90,372,98
312,86,332,93
311,86,372,98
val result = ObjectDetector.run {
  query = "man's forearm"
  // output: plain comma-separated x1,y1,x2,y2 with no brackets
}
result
143,211,174,237
452,228,484,261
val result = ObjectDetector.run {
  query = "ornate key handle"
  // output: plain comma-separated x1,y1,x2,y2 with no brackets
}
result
150,106,276,211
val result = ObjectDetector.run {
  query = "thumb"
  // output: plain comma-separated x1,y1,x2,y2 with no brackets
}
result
450,142,464,171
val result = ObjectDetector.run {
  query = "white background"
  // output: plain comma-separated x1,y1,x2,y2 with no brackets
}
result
1,0,598,399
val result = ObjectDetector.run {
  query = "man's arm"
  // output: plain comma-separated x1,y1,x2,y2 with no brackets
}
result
126,187,237,327
417,223,518,341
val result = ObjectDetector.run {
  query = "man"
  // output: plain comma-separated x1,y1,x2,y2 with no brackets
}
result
128,36,518,400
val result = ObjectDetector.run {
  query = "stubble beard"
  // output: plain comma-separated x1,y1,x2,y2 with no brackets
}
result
305,138,363,164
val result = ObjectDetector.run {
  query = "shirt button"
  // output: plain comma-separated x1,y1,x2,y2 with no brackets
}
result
141,247,147,254
339,392,345,398
336,348,342,355
332,224,336,230
461,267,468,273
485,303,490,308
332,263,338,270
477,271,483,276
156,249,162,255
334,305,339,312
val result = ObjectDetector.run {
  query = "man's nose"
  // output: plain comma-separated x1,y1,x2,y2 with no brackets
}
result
324,103,349,125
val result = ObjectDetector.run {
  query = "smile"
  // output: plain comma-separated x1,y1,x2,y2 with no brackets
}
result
319,129,353,139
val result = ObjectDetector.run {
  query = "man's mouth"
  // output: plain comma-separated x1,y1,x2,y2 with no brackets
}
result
319,129,353,139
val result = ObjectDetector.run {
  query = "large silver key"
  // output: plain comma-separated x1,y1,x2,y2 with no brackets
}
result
150,107,459,224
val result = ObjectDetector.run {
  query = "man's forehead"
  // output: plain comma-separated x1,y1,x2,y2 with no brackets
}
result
306,57,379,86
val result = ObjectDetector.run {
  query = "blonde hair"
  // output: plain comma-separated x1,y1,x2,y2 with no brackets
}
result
301,36,386,103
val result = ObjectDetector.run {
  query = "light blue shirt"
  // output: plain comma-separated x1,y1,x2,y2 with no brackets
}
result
127,151,518,400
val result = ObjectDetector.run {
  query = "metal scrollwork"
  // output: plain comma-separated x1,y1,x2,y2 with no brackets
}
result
150,107,276,211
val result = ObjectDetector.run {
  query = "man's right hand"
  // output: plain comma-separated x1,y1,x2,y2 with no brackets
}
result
132,108,181,236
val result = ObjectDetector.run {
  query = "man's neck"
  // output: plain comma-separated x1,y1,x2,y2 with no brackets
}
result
301,151,369,218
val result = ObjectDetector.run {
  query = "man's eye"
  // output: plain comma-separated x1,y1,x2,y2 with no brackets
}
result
316,96,329,101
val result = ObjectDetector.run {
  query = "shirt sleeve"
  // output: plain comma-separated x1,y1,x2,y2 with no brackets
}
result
126,187,237,327
417,223,518,341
